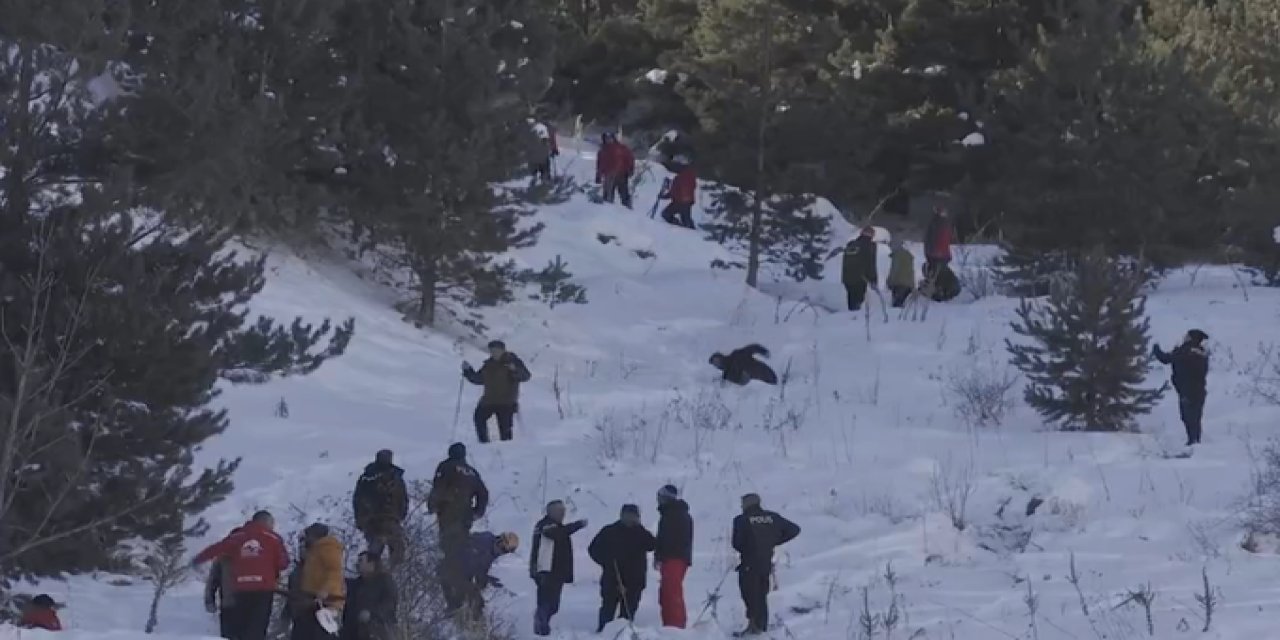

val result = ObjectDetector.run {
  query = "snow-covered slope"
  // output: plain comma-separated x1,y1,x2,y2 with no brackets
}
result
18,140,1280,639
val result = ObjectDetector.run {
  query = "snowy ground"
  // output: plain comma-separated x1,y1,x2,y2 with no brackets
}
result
11,139,1280,640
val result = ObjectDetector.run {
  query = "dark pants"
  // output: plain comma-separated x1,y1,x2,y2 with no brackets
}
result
845,281,868,311
362,519,405,566
662,202,695,228
597,581,643,632
890,286,911,308
474,403,516,442
1179,391,1205,444
603,175,632,208
439,522,470,612
530,159,551,181
533,573,565,636
218,606,236,639
226,591,275,640
290,605,334,640
738,565,771,632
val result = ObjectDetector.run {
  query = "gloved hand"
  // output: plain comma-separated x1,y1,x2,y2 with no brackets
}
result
462,361,473,372
574,518,589,528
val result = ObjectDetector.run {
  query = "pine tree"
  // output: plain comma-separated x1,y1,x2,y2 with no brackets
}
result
674,0,837,285
524,255,588,308
0,3,353,581
321,0,556,327
1005,250,1164,431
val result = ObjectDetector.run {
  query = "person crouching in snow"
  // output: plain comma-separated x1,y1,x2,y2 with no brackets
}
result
597,132,635,208
19,594,62,631
291,523,345,639
709,344,778,386
841,227,878,312
1153,329,1210,446
886,239,915,308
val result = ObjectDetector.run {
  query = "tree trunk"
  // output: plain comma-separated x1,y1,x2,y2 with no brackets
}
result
746,4,773,289
415,261,439,327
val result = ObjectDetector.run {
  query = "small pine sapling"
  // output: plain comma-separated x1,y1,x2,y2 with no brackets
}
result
524,255,587,308
1006,249,1165,431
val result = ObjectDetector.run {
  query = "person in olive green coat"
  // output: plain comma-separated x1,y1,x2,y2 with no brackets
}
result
886,239,915,308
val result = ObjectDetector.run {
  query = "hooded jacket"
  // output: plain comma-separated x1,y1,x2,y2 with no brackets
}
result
464,353,532,406
193,521,289,592
656,499,694,565
1155,342,1209,395
353,461,408,528
299,535,346,610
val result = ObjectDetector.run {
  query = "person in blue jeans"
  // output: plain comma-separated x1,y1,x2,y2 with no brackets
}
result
529,500,588,636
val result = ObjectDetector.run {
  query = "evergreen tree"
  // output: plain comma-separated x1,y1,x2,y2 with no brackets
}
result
1005,250,1164,432
674,0,837,285
321,0,556,327
524,255,588,308
0,3,353,580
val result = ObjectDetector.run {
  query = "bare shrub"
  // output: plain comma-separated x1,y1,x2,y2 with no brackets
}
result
944,359,1019,428
141,535,190,633
1243,343,1280,406
1242,440,1280,537
929,455,976,531
593,410,667,464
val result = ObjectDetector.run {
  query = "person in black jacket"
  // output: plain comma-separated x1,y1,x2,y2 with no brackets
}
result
427,442,489,620
530,500,588,636
341,552,397,640
1154,329,1210,445
655,484,693,628
203,556,236,638
462,340,532,442
840,227,878,312
353,450,409,565
731,493,800,636
588,504,658,632
709,344,778,386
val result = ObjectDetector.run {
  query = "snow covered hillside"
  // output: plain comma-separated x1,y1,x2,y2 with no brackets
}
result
17,140,1280,640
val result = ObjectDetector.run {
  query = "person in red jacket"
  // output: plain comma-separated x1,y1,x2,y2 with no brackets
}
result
660,158,697,229
596,132,635,208
19,594,62,631
193,511,289,640
922,206,957,300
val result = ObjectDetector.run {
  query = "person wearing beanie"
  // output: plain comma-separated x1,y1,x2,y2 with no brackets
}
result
731,493,800,636
588,504,658,632
428,442,490,612
462,340,532,443
353,449,408,565
192,511,289,640
840,227,879,312
655,485,694,628
19,594,62,631
1153,329,1210,445
292,523,345,639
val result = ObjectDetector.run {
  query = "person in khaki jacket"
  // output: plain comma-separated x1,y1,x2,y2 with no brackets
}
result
886,239,916,308
291,523,346,639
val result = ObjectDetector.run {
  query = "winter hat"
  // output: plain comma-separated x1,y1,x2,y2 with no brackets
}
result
1186,329,1209,344
657,484,679,502
304,523,330,540
487,340,506,350
31,595,57,609
741,493,762,508
620,504,641,517
448,442,466,460
602,131,617,143
860,226,875,237
375,449,393,464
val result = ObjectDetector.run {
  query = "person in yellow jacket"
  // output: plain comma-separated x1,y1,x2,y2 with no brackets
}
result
292,523,346,639
886,239,916,308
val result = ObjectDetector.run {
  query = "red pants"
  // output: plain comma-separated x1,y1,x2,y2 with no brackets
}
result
658,559,689,628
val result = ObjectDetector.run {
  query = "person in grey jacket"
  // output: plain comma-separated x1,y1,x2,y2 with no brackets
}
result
529,500,587,636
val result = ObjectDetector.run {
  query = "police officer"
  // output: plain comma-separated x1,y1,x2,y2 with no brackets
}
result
730,493,800,636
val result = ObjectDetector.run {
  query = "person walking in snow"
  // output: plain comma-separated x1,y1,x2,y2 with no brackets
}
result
193,511,290,640
887,239,916,308
290,523,345,640
463,340,532,443
588,504,657,632
660,158,697,229
428,442,490,614
597,132,636,208
19,595,62,631
529,120,558,181
341,552,397,640
1154,329,1210,446
204,537,239,637
841,227,878,312
731,493,800,636
709,344,778,386
353,450,408,565
921,206,961,301
655,485,693,629
444,531,520,618
530,500,588,636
